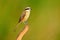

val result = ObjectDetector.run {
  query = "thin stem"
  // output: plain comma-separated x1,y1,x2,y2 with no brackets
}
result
17,24,29,40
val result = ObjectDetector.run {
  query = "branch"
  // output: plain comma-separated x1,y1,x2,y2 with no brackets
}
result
16,24,29,40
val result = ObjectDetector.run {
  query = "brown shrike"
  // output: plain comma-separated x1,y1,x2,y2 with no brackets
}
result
14,7,31,31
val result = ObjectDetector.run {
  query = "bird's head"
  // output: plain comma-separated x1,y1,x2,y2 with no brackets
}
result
25,7,31,11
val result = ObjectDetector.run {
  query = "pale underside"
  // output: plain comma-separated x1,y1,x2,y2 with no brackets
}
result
18,10,30,23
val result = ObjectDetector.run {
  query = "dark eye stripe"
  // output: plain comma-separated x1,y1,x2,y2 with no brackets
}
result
25,8,29,10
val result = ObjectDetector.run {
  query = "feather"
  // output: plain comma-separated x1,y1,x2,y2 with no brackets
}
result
18,11,26,23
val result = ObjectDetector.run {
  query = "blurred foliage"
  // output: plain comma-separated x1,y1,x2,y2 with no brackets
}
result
0,0,60,40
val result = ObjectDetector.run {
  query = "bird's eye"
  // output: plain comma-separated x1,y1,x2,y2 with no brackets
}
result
25,8,29,10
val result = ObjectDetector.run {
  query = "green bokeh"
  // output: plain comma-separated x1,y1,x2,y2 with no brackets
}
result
0,0,60,40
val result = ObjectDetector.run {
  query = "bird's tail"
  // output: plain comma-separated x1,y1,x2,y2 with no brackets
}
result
14,22,21,32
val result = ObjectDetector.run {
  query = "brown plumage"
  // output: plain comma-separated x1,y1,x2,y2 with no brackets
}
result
14,7,31,32
18,11,26,23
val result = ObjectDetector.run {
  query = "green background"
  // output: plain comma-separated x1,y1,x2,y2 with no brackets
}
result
0,0,60,40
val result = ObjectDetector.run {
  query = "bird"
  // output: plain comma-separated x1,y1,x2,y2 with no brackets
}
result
14,7,31,32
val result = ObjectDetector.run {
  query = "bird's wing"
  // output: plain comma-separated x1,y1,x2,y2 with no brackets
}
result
18,11,26,23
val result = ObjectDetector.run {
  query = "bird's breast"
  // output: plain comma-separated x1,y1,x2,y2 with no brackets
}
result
22,11,30,22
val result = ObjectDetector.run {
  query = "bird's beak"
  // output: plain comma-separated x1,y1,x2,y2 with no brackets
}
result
31,9,32,10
